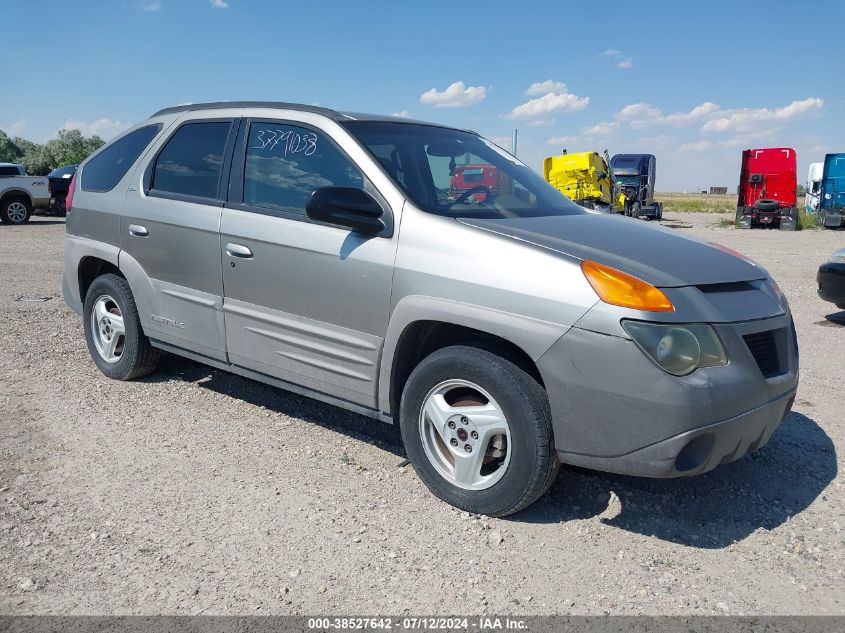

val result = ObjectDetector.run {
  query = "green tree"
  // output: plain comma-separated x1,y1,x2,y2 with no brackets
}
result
0,130,23,163
5,128,105,175
16,138,51,176
48,129,105,166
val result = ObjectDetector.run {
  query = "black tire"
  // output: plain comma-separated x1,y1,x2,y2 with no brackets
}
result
399,345,559,517
1,197,31,225
83,273,159,380
631,202,641,219
754,199,780,212
52,195,67,218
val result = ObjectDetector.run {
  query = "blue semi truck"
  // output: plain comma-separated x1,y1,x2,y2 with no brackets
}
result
819,153,845,229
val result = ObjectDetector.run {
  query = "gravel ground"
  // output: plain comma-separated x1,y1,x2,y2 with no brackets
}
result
1,213,844,616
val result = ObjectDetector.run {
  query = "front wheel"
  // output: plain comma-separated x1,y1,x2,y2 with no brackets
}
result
399,345,559,517
83,274,159,380
630,202,641,219
1,198,31,225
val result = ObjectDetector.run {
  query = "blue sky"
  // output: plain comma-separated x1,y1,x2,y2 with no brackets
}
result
1,0,841,190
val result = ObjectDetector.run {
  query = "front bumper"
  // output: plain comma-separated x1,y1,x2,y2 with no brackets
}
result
737,206,797,230
537,313,798,478
817,262,845,307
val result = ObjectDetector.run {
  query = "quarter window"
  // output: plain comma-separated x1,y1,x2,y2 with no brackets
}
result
152,121,231,199
81,125,160,192
243,123,363,215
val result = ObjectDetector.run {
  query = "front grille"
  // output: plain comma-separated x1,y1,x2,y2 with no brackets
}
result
743,330,784,378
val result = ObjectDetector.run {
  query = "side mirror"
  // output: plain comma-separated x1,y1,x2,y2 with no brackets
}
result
306,187,386,235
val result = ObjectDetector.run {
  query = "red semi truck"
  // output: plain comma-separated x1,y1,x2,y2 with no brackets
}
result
736,147,799,230
450,163,499,203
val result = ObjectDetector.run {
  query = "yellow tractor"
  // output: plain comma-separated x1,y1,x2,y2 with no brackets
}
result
543,149,625,213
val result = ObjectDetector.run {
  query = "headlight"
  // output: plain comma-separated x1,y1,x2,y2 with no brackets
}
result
622,321,727,376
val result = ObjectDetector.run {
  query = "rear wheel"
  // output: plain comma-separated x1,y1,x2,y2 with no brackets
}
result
83,274,159,380
399,345,559,517
52,195,67,218
1,198,31,225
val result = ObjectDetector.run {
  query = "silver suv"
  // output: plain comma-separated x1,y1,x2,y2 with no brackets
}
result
63,102,799,516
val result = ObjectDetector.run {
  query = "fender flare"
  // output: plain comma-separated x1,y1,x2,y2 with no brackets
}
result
0,187,33,204
377,295,569,413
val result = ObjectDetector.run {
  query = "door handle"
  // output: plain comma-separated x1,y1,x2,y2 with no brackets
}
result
128,224,148,237
225,243,253,258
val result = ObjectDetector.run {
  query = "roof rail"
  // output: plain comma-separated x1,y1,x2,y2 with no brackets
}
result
150,101,345,119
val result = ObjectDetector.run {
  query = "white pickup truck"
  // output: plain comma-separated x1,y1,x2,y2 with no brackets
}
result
0,163,50,225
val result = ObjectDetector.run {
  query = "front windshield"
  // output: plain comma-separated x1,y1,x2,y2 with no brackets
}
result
615,175,640,186
342,121,585,219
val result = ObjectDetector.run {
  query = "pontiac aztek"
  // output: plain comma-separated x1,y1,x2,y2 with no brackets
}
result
63,102,799,516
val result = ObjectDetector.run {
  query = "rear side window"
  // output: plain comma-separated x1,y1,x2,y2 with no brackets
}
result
243,123,363,215
0,165,22,176
152,121,231,199
81,125,160,192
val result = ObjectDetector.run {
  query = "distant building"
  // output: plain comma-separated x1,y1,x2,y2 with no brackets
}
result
709,186,728,195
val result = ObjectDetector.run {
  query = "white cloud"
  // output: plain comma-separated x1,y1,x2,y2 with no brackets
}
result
2,118,27,136
675,128,781,153
489,136,513,150
617,103,662,127
701,97,823,133
525,80,568,96
676,140,714,153
525,119,555,127
137,0,161,11
546,136,577,146
391,110,411,118
420,81,488,108
210,0,228,7
600,49,633,68
664,102,720,126
614,101,721,129
63,118,131,140
583,121,619,135
507,90,589,119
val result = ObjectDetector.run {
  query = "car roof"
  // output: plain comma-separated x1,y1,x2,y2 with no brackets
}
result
150,102,472,132
0,162,23,168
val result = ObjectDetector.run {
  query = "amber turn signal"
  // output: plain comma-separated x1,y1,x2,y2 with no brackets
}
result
581,260,674,312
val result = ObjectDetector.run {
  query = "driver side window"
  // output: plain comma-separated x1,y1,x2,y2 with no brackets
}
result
243,122,364,215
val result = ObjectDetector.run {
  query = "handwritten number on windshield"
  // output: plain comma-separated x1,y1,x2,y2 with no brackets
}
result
252,129,317,157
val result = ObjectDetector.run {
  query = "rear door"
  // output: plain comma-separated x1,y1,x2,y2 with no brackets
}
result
120,112,241,361
219,113,399,408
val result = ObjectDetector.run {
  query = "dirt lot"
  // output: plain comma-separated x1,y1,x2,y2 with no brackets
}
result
1,214,844,616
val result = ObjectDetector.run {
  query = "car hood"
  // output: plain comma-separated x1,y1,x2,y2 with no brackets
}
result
459,213,768,288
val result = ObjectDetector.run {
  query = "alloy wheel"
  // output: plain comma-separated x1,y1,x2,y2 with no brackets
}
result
418,379,511,491
90,295,126,363
7,202,27,223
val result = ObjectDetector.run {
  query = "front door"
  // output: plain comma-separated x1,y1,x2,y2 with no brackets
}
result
220,118,397,408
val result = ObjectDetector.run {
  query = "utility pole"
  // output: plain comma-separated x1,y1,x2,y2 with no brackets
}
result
511,129,518,157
